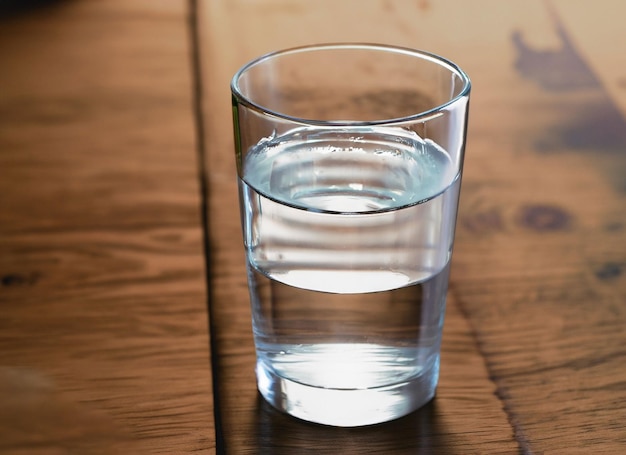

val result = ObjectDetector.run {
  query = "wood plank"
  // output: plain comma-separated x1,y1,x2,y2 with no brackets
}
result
0,2,215,453
452,1,626,452
200,0,626,452
198,1,521,452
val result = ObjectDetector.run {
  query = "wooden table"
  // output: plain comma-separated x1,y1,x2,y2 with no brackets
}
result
1,1,624,453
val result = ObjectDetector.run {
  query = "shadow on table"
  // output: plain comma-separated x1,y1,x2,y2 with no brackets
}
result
252,394,451,454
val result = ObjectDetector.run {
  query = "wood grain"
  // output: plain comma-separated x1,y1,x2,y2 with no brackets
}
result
198,0,625,453
451,0,626,451
0,1,215,453
2,0,624,453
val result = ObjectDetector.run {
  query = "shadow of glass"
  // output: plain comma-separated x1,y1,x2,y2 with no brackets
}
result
252,393,452,454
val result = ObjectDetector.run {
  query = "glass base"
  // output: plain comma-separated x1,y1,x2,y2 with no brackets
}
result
256,357,439,427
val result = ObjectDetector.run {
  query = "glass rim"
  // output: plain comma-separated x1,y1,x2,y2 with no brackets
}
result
231,43,471,127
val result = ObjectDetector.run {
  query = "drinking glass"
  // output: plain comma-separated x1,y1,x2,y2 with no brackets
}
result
231,43,470,427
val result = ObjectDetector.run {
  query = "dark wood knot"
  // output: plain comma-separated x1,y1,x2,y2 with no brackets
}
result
518,204,572,231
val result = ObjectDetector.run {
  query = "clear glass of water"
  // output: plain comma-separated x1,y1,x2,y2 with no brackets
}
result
231,44,471,427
